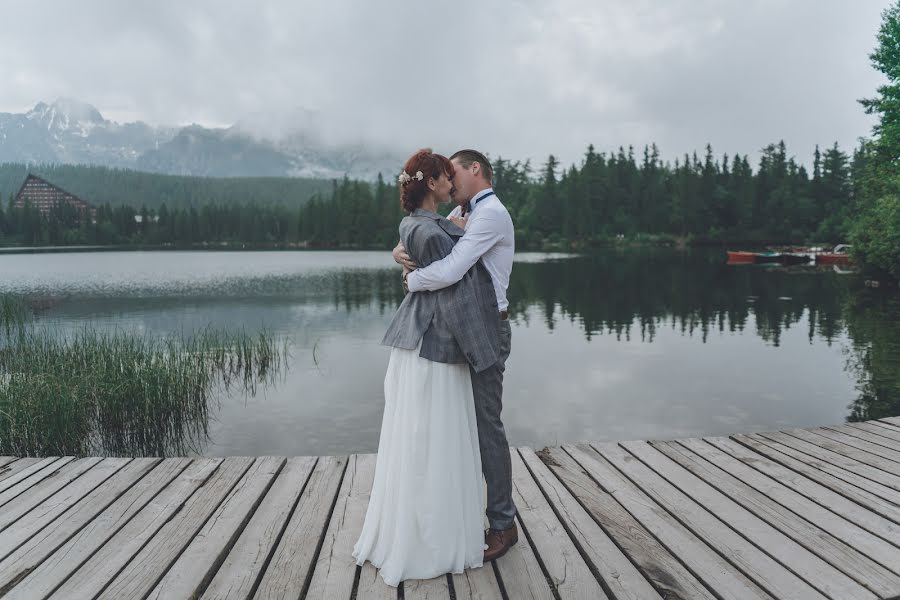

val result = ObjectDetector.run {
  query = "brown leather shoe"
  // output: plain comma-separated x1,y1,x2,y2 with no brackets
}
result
483,523,518,562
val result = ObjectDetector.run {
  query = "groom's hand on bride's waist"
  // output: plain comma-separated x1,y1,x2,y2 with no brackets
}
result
393,240,418,271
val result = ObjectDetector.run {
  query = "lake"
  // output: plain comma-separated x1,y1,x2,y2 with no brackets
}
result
1,249,897,457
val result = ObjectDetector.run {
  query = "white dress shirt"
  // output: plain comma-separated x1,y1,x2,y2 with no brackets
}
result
407,187,514,311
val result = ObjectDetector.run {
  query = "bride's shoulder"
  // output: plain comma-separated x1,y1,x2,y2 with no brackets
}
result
400,215,441,249
400,214,437,232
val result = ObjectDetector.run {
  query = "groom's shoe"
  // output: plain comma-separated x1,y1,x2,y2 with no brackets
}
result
484,524,518,562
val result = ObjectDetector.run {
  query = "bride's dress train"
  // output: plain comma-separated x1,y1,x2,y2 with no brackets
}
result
352,345,486,587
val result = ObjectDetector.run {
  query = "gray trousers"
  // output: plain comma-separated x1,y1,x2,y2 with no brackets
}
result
470,319,516,530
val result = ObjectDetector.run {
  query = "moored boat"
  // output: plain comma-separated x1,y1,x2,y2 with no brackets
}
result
726,251,757,264
777,253,812,265
726,250,806,265
814,244,853,266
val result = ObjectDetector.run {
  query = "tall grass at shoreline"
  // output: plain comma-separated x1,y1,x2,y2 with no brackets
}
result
0,297,289,457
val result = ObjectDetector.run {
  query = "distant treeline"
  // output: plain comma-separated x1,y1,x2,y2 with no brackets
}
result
0,140,865,250
495,141,859,246
0,163,333,210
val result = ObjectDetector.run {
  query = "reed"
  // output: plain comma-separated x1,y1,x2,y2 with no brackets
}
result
0,298,289,457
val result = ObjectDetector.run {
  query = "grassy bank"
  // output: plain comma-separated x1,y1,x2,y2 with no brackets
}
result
0,297,289,457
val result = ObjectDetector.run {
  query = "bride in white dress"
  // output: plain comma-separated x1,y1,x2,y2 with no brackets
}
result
353,149,499,587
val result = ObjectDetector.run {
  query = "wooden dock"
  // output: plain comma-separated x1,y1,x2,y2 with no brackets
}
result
1,417,900,599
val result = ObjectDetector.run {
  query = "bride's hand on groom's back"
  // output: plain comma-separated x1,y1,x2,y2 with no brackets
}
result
393,240,418,271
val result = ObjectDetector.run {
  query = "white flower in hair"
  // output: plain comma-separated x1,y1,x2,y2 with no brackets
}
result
398,170,425,185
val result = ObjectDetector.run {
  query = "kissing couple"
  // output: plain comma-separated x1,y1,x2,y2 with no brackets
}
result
352,148,518,586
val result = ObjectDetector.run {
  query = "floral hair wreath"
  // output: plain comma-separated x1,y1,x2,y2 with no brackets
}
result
398,170,424,185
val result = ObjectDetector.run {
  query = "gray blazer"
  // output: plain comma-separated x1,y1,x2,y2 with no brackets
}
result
381,208,501,372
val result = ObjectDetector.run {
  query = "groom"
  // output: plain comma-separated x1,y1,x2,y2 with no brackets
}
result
394,149,518,562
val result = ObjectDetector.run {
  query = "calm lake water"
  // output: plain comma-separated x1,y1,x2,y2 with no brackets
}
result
1,249,898,456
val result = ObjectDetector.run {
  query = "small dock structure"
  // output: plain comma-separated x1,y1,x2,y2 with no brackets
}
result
1,417,900,598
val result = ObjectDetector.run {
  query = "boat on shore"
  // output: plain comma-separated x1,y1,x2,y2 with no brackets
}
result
726,250,811,265
726,244,852,267
814,244,853,266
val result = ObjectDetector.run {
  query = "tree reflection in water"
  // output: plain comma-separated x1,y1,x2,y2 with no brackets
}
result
332,249,898,422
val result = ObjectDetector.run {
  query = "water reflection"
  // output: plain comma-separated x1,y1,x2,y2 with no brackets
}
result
0,249,896,455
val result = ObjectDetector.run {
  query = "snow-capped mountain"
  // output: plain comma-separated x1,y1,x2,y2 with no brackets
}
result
0,98,172,167
0,99,402,180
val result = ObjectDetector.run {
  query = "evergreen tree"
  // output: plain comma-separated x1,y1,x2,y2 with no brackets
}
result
851,1,900,278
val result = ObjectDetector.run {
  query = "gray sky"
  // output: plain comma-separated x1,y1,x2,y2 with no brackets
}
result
0,1,891,167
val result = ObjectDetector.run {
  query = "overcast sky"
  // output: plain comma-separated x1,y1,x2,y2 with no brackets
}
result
0,1,892,167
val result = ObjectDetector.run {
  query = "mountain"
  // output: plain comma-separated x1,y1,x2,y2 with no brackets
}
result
0,99,402,180
136,125,297,177
0,98,173,167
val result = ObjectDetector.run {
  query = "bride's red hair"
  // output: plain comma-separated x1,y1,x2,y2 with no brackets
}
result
399,149,454,213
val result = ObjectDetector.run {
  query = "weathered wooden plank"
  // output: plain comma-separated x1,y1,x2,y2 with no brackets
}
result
657,439,896,599
0,457,70,499
42,458,224,600
595,441,827,600
296,454,359,600
734,434,900,525
0,458,187,598
821,426,900,465
708,436,900,541
681,437,900,576
519,447,660,600
490,515,555,600
760,431,900,493
0,457,22,471
543,446,714,599
352,565,397,600
404,575,450,599
94,457,255,600
0,458,140,561
847,422,900,445
3,458,206,600
451,566,504,600
0,458,42,486
878,416,900,427
200,455,325,600
343,453,398,600
510,449,609,599
566,444,771,599
0,458,102,532
146,457,285,599
874,420,900,433
305,454,389,599
786,429,900,479
250,456,346,599
509,449,608,599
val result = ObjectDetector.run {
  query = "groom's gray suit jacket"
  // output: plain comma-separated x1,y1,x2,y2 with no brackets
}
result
381,208,500,373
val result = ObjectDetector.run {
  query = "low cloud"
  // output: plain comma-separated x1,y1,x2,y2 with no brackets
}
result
0,0,890,167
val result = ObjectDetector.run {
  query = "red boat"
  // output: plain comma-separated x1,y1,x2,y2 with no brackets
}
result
726,251,787,264
726,251,757,264
814,244,853,266
816,253,852,266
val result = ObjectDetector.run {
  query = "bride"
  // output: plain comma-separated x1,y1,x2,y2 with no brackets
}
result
353,149,502,587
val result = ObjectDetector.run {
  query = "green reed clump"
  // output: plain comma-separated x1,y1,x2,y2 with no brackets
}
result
0,299,289,457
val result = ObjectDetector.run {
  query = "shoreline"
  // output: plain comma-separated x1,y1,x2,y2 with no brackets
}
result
0,239,819,254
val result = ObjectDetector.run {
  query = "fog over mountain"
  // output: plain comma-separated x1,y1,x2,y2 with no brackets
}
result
0,98,403,179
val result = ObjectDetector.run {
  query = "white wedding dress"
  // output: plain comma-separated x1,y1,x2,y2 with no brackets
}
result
353,343,487,587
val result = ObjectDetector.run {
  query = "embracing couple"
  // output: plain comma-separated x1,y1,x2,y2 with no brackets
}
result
352,148,517,586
